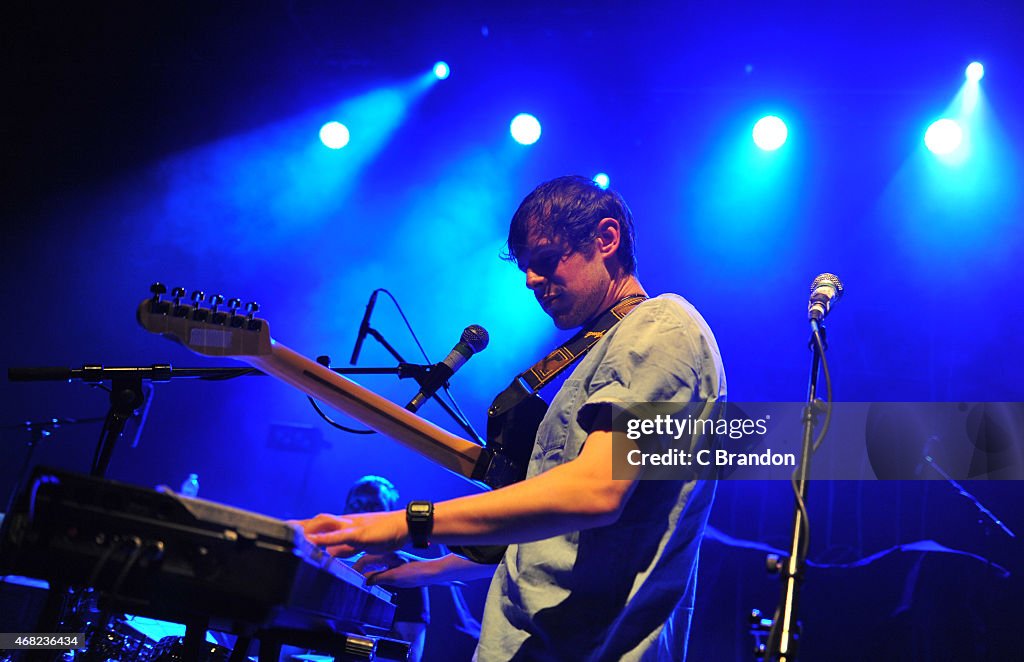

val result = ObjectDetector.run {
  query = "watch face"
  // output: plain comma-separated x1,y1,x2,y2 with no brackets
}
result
408,501,433,517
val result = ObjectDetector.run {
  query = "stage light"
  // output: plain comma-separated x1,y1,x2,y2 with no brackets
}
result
965,62,984,82
433,61,450,80
319,121,350,149
593,173,610,190
924,119,963,155
752,116,788,151
510,113,542,145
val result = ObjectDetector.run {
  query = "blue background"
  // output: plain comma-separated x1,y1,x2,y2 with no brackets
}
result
3,1,1022,659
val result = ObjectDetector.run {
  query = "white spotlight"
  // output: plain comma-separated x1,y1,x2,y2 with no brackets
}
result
965,62,984,82
924,119,963,155
319,121,350,149
510,113,542,145
752,115,788,151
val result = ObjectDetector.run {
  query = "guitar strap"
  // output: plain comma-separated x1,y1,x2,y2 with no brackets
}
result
487,295,647,420
487,293,649,421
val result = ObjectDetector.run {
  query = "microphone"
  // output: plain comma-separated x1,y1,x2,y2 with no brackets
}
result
350,290,379,365
808,273,844,322
406,325,489,413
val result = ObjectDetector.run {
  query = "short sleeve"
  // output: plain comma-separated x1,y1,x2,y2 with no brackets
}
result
577,298,712,433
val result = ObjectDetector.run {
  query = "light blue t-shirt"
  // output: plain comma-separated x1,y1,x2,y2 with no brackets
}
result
476,294,727,662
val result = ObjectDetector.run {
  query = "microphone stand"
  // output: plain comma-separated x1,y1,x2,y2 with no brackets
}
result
924,455,1015,539
2,416,105,517
759,320,829,661
8,353,484,486
354,326,486,445
8,365,243,480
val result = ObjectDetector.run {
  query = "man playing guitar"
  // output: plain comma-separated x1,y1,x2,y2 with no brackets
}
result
297,175,727,661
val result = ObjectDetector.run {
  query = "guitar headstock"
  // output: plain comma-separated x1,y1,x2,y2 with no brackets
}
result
137,283,272,357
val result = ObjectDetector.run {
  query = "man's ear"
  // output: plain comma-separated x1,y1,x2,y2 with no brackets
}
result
595,217,621,261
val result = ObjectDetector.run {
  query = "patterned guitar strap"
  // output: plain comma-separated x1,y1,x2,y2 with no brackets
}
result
488,293,649,422
484,293,649,480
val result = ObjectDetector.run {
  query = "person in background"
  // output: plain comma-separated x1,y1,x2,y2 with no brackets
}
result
343,475,429,662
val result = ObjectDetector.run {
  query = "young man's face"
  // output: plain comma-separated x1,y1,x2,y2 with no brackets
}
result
518,230,611,330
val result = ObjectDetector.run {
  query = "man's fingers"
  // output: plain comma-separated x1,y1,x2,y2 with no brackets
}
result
326,543,357,557
352,554,373,573
354,553,398,574
309,528,355,546
365,566,399,586
297,513,350,535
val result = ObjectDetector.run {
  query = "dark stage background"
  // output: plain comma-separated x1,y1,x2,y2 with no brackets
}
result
3,2,1022,660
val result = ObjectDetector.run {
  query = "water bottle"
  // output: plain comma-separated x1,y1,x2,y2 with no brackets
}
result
180,473,200,498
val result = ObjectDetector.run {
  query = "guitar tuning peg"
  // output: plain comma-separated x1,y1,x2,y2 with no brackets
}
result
210,294,225,314
228,298,244,327
172,288,186,306
190,290,208,321
148,282,171,314
245,302,262,330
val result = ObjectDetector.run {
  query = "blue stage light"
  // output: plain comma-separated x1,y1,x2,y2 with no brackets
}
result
593,173,610,190
510,113,542,145
924,119,963,155
319,121,350,149
433,61,450,80
752,116,788,151
965,62,984,82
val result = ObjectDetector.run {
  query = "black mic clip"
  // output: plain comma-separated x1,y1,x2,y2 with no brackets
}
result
396,362,438,384
807,323,828,351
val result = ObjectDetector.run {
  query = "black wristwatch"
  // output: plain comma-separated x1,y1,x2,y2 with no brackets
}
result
406,501,434,549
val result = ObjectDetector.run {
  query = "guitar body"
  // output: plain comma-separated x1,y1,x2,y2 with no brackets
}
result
481,393,548,487
451,393,548,563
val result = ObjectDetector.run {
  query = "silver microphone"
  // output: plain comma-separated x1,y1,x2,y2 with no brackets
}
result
808,273,844,322
406,325,489,413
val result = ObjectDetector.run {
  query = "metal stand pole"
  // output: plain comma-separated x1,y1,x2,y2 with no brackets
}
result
763,321,828,661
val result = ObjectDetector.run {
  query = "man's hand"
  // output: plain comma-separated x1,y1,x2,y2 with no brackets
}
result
292,510,408,557
354,551,428,587
362,559,435,588
355,552,497,588
353,551,412,576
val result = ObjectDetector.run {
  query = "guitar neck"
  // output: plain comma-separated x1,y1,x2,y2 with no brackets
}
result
133,290,490,489
251,341,490,489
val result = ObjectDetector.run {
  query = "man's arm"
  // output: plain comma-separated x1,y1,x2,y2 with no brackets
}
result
297,429,640,557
